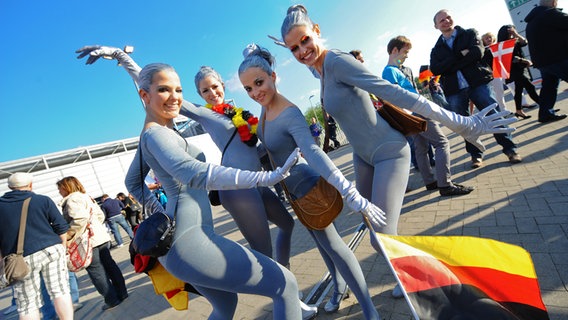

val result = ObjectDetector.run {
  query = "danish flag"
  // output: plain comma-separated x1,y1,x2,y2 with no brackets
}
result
489,39,516,79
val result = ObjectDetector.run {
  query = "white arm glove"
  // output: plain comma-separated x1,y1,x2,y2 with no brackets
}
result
326,169,387,231
206,148,301,190
410,96,517,151
75,45,142,81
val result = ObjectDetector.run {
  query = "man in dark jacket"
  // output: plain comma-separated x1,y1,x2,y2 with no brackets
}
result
430,9,521,169
525,0,568,123
100,194,133,247
0,173,73,318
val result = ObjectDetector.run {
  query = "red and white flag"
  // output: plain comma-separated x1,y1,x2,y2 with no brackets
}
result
489,39,516,79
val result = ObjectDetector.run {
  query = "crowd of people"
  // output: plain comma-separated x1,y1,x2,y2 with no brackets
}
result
1,1,566,318
0,173,148,319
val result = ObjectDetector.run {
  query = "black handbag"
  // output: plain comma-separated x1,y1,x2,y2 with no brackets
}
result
132,211,174,257
208,190,221,206
208,129,238,206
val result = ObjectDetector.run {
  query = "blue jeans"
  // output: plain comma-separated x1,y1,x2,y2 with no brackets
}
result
86,242,128,305
432,91,449,109
538,59,568,120
40,277,55,319
107,214,134,245
445,83,517,159
8,286,16,306
40,272,79,319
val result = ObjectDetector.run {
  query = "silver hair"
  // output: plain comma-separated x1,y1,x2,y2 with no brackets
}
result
280,4,314,39
138,63,176,91
238,44,275,76
194,66,223,95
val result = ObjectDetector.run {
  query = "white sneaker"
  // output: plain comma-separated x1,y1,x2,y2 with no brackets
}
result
300,301,318,320
116,244,124,248
391,284,404,299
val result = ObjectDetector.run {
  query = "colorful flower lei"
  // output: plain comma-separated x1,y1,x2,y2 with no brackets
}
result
205,103,259,147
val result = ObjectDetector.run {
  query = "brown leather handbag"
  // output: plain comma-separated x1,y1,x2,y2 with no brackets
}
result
261,113,343,230
376,99,427,136
286,176,343,230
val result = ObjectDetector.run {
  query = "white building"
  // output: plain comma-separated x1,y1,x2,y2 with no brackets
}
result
0,117,221,204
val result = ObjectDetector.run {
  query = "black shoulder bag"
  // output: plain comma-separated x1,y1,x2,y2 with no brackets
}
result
131,132,185,258
208,129,238,206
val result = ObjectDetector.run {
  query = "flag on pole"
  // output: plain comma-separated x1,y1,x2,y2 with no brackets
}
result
372,232,549,320
419,68,434,84
489,39,516,79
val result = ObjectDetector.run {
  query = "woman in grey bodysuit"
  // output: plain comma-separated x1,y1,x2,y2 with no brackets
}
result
238,44,386,319
193,66,295,266
79,60,320,319
278,4,516,298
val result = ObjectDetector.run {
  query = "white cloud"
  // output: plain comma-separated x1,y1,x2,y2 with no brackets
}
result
225,72,243,94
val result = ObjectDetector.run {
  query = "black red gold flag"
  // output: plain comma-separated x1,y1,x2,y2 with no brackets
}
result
373,233,549,320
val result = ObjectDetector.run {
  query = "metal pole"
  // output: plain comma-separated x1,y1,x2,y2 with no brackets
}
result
309,95,319,123
303,223,368,306
368,228,420,320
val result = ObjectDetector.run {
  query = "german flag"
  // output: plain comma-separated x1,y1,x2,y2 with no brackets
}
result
375,233,549,320
418,68,434,84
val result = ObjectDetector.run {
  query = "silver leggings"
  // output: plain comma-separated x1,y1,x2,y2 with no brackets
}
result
159,186,301,319
219,187,294,265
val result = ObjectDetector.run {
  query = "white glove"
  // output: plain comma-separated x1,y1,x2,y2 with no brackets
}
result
410,96,517,151
75,45,142,81
206,148,301,190
326,170,387,230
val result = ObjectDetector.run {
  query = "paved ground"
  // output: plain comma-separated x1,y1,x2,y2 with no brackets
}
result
1,85,567,319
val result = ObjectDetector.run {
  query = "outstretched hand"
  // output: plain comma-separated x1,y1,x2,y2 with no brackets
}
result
473,104,517,133
462,104,517,151
75,45,121,65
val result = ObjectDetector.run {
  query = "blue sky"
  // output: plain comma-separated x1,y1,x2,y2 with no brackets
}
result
2,0,562,163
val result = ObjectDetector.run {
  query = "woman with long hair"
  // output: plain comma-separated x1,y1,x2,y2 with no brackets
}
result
56,176,128,311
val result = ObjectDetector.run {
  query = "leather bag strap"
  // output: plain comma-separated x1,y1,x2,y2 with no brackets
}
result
138,129,187,221
16,197,31,255
220,129,238,163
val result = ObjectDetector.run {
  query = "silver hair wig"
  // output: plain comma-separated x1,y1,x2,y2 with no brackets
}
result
194,66,224,95
238,44,275,76
138,63,176,91
280,4,314,39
